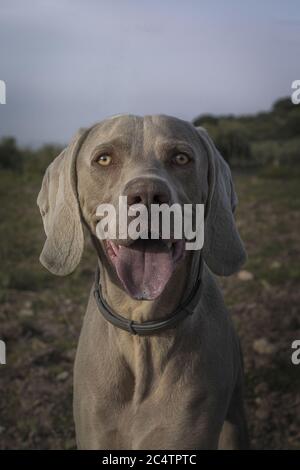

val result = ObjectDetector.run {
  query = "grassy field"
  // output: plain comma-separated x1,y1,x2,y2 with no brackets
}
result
0,166,299,449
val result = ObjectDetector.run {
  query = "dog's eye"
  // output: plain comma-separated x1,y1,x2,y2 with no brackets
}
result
172,153,190,166
97,154,112,166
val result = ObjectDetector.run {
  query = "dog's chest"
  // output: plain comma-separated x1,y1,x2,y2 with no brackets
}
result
83,342,230,449
74,314,235,449
93,363,227,450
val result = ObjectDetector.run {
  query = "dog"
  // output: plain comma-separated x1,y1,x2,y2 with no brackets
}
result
37,114,249,449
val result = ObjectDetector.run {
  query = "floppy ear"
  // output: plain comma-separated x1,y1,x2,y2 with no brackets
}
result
37,129,89,276
196,126,246,276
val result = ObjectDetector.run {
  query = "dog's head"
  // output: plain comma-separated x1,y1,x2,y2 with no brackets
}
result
37,115,246,300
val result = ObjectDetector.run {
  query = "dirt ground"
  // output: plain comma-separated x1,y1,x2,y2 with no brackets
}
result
0,170,299,449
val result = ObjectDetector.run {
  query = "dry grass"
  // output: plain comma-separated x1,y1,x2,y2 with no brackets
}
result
0,168,299,449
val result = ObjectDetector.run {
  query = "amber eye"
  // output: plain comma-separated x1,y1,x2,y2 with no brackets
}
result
97,154,112,166
173,153,190,166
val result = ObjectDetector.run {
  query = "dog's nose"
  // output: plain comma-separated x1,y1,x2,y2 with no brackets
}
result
124,178,171,208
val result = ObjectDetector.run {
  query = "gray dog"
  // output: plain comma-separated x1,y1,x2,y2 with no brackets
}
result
37,114,249,449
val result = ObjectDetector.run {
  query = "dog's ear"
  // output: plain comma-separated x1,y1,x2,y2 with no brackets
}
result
37,129,89,276
196,126,246,276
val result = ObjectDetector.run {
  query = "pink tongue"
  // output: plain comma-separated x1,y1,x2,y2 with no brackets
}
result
115,239,174,300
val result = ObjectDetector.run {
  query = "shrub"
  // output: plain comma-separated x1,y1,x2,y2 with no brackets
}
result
0,137,23,172
252,138,300,166
214,129,252,165
25,144,63,175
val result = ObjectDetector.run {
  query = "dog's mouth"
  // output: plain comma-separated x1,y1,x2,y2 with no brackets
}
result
105,238,185,300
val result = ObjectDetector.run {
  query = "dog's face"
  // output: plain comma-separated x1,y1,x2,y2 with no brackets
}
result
76,115,208,299
37,114,246,301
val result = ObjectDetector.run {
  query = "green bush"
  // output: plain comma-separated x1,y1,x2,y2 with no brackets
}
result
192,119,253,165
25,144,63,175
193,96,300,167
214,129,253,165
0,137,23,172
252,138,300,166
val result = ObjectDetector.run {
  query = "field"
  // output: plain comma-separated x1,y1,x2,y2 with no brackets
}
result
0,166,299,449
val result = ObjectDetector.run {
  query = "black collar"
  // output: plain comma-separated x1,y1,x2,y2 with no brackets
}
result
93,254,204,336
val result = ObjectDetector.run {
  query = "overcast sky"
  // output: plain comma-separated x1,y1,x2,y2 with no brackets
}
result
0,0,299,146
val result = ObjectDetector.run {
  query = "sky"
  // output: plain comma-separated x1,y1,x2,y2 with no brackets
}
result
0,0,300,146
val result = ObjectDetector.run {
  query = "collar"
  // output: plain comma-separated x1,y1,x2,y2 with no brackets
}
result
93,253,204,336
